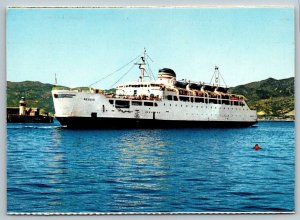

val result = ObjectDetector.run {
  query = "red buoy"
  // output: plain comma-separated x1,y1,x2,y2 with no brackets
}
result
253,144,261,151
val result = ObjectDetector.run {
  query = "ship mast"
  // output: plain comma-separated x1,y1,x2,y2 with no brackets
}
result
137,48,146,82
55,73,57,85
214,66,220,87
210,66,227,87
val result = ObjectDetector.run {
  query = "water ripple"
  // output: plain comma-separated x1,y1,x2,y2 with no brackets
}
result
7,121,295,213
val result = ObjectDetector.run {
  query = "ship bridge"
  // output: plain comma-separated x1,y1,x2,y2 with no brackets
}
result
116,81,163,98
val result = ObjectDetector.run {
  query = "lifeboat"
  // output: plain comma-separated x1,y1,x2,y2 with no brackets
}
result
202,85,216,92
175,81,188,89
215,87,229,93
187,83,202,90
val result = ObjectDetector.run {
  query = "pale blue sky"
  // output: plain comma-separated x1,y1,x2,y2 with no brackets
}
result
7,8,294,88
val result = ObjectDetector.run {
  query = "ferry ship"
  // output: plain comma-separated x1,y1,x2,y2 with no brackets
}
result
52,50,257,128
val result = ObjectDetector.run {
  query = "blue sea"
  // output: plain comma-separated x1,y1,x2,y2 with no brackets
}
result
7,121,294,213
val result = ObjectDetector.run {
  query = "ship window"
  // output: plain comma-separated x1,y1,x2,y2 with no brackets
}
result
209,98,218,104
109,100,114,104
154,103,158,107
115,100,130,108
173,96,178,101
195,98,204,103
179,96,189,102
133,90,137,96
223,100,230,105
144,102,154,106
91,112,97,118
132,101,142,106
170,104,172,106
190,97,194,103
167,95,172,100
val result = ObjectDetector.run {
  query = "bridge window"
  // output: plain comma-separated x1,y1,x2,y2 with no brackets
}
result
115,100,130,108
132,101,142,106
144,102,154,106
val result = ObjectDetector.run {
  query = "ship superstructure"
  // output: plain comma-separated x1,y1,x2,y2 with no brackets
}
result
52,50,257,128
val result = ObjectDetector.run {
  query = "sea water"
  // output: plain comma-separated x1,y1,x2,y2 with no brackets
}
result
7,121,294,213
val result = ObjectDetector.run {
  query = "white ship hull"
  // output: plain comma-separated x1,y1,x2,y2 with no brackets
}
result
52,90,257,128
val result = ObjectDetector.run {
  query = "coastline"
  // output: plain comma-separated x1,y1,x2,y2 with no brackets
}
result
258,119,295,122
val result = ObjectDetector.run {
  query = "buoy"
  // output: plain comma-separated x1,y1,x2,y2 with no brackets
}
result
253,144,261,151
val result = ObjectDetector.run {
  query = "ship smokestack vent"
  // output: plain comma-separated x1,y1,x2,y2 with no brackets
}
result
158,68,176,78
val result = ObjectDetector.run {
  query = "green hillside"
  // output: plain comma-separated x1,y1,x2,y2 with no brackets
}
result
7,81,60,114
230,77,294,119
7,77,294,119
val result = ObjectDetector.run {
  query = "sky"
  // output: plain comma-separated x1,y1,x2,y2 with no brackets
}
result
7,7,295,88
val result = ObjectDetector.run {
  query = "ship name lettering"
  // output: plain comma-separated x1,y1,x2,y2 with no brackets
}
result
84,98,95,101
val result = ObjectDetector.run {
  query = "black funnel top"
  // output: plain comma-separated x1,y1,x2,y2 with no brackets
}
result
158,68,176,77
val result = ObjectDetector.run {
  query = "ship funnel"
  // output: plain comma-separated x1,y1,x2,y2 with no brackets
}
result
157,68,176,84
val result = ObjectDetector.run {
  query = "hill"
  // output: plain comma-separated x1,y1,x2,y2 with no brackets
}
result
230,77,294,119
7,81,61,114
7,77,294,119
